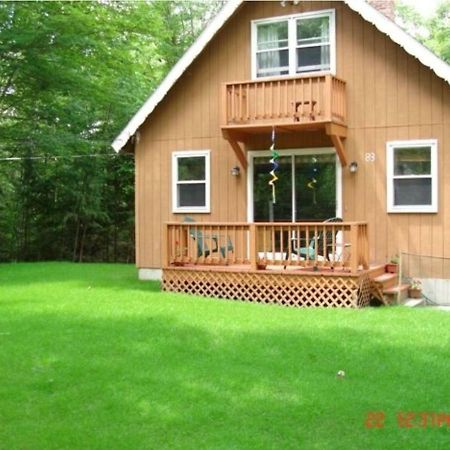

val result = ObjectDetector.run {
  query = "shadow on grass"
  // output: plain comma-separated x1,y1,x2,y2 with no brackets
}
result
0,302,449,450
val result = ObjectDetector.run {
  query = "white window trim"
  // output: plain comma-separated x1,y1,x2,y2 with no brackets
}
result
172,150,210,213
246,147,342,222
251,9,336,80
386,139,438,213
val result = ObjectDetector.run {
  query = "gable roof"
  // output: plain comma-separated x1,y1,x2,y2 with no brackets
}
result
112,0,450,152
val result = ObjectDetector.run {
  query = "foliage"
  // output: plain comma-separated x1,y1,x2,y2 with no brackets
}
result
396,0,450,63
427,0,450,62
1,262,450,449
0,1,222,262
390,254,399,264
410,278,422,290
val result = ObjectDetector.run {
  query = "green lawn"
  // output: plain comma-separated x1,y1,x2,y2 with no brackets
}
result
0,263,449,450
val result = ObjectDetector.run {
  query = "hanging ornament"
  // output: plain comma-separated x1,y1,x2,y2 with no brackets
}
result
307,156,318,205
268,126,279,204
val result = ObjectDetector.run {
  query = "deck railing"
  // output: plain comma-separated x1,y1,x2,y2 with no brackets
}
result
164,221,368,274
222,74,346,126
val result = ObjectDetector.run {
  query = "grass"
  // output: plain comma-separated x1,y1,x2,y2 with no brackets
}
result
0,262,449,450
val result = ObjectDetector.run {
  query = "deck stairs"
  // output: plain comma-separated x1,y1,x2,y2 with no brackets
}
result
368,264,410,305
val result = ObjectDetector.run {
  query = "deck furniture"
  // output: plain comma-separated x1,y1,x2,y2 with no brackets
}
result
292,217,344,262
184,217,234,259
293,100,317,121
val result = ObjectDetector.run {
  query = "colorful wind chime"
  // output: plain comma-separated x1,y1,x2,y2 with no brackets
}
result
268,126,279,204
307,156,318,205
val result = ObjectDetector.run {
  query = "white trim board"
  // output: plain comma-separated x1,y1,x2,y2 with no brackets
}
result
250,9,336,79
112,0,450,152
172,150,211,214
386,139,438,213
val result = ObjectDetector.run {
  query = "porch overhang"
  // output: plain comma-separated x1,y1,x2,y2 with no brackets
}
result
221,120,348,169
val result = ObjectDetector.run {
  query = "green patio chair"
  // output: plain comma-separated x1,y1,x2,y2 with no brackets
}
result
294,217,343,261
184,217,234,258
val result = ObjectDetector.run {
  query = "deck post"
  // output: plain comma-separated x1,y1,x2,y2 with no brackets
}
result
349,224,358,274
249,223,258,270
162,223,169,268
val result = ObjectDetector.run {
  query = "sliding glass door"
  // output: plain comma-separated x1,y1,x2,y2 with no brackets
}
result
250,149,340,222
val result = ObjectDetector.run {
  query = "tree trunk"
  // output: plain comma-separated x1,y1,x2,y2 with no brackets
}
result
79,224,87,263
73,215,80,262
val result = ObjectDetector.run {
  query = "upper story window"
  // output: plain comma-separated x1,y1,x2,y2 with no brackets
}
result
386,140,438,213
252,9,335,79
172,150,210,213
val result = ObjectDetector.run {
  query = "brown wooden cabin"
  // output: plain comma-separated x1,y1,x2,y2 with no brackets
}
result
113,0,450,307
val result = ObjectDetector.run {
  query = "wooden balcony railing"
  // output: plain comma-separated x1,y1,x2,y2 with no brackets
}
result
222,74,346,127
164,222,368,274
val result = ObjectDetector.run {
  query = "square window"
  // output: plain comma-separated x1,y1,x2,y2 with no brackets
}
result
387,140,437,213
252,10,335,79
172,151,210,213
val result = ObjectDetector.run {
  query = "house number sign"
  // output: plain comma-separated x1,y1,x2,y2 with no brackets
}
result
365,152,376,162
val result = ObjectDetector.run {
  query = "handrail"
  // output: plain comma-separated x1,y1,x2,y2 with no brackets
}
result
222,74,346,126
165,221,368,274
224,73,347,87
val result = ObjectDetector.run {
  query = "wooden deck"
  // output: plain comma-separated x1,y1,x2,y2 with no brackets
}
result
162,222,379,308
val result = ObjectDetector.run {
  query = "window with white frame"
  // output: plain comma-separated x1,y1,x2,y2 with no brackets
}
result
252,10,335,78
386,140,438,213
172,150,210,213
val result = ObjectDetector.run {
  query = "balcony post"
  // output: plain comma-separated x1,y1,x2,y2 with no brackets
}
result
324,75,332,121
221,83,228,126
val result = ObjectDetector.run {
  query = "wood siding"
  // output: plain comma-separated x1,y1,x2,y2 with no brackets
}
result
135,1,450,269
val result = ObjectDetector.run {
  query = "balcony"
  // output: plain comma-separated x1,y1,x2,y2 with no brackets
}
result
221,74,348,168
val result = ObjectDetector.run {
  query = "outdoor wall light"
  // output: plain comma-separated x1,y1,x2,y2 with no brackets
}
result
231,166,240,176
349,161,358,173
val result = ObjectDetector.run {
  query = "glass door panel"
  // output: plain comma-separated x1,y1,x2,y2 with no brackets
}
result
252,151,337,222
253,156,292,222
295,153,336,220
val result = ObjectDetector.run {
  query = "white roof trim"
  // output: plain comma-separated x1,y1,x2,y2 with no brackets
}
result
113,0,450,152
112,0,242,152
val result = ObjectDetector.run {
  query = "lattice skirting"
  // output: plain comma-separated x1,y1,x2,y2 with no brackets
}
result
162,268,373,308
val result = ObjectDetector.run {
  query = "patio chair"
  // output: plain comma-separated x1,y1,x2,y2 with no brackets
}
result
293,217,344,261
184,217,234,258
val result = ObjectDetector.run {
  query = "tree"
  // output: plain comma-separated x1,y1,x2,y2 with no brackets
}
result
396,0,450,63
426,0,450,62
0,1,222,262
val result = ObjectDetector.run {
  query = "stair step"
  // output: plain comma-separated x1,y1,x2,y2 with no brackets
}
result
383,284,409,295
383,284,409,304
373,273,398,287
403,299,425,307
368,264,388,278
